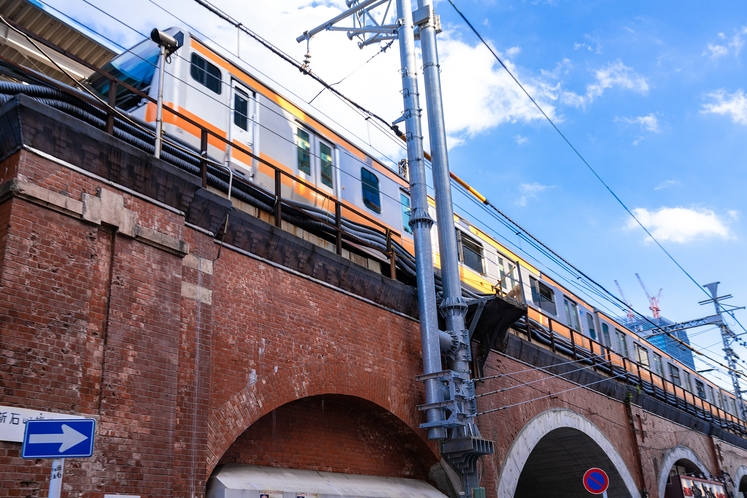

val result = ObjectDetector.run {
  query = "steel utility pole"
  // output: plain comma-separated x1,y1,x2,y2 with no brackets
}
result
702,282,747,420
297,0,447,441
297,2,493,495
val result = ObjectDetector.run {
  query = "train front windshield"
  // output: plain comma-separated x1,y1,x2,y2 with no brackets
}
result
88,39,160,111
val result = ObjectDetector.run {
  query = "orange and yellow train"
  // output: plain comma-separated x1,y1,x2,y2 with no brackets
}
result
85,27,745,433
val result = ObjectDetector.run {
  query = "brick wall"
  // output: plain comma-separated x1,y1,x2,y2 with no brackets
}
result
0,148,440,498
218,395,434,479
2,104,747,498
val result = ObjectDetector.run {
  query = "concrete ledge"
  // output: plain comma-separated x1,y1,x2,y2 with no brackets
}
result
0,178,83,218
135,225,189,257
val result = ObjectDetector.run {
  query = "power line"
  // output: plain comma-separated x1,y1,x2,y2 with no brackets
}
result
29,1,747,382
445,0,724,305
477,372,627,416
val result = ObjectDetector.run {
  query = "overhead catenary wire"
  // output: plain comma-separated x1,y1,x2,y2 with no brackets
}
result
475,355,592,381
443,0,747,381
19,1,746,383
475,361,601,398
30,0,418,217
191,0,746,383
477,372,628,416
446,0,714,303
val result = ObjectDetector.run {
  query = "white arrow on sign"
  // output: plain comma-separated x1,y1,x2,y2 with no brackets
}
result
28,424,88,452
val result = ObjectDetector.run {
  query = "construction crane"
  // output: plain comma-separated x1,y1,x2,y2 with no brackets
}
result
614,280,636,322
635,273,662,319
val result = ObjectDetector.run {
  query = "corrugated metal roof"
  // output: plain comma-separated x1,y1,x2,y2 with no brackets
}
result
0,0,116,83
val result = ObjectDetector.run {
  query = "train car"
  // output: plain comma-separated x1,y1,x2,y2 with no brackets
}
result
83,27,745,431
87,27,415,255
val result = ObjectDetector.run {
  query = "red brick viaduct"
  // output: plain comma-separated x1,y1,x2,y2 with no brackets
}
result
1,97,747,498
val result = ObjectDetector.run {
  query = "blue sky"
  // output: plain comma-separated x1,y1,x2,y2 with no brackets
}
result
38,0,747,387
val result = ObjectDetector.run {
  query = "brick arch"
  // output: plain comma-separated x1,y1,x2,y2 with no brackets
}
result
206,361,436,476
734,465,747,495
495,408,639,498
656,446,708,498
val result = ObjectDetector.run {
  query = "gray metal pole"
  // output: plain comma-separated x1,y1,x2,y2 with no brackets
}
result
396,0,446,441
154,44,166,159
48,459,64,498
704,282,747,420
416,0,472,386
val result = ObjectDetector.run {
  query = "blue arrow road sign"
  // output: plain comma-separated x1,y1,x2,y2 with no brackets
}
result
22,419,95,458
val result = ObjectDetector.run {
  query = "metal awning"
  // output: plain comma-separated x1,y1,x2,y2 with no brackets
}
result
207,464,448,498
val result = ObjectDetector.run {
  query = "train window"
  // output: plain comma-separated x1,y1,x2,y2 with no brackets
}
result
669,364,681,386
707,385,715,403
601,323,611,348
530,277,557,315
634,343,649,368
233,88,249,131
297,129,311,175
88,38,161,111
683,371,692,392
616,329,629,358
400,192,412,234
190,53,222,94
458,232,484,273
320,143,334,188
695,380,706,399
563,297,580,331
586,314,596,340
653,353,663,377
726,396,735,415
497,258,519,294
361,167,381,213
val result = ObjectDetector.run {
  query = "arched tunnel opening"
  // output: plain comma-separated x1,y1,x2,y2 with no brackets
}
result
514,427,631,498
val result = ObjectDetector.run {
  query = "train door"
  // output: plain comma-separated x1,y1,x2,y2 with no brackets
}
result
316,138,336,199
226,79,256,176
295,127,337,209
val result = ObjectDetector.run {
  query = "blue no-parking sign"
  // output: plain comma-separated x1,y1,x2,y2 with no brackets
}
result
583,467,609,495
21,419,96,459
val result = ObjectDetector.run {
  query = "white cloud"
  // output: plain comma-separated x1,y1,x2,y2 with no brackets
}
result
654,180,678,191
438,34,558,144
562,60,649,107
616,113,661,133
587,61,649,99
505,46,521,57
625,207,733,244
516,182,555,206
702,89,747,125
615,113,661,144
514,135,529,145
704,27,747,58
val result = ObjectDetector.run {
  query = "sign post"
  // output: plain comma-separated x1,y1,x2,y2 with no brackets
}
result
48,460,64,498
583,467,609,496
22,419,96,498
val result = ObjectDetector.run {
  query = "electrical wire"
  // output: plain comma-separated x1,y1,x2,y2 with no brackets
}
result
476,355,592,381
446,0,714,303
445,0,747,383
476,361,600,398
477,372,628,416
21,0,747,389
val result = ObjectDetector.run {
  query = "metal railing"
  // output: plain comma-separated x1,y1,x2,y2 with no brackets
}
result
518,308,747,438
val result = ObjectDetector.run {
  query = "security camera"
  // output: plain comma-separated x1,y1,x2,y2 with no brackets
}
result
150,29,182,55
